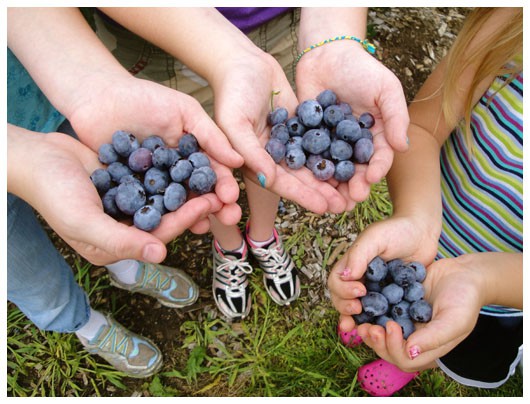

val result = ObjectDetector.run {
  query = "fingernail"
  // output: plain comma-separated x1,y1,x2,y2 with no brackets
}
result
257,172,266,188
409,345,421,360
406,136,410,145
142,243,165,263
339,268,351,277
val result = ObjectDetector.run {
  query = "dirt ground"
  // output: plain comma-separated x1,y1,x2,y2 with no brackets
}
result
45,7,471,396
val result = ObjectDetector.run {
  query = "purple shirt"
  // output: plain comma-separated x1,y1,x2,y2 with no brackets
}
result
216,7,291,33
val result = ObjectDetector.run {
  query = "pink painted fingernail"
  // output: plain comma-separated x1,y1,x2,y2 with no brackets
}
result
339,268,351,277
409,345,421,360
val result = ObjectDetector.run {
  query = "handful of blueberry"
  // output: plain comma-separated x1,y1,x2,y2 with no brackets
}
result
90,131,216,232
265,89,375,182
354,256,433,339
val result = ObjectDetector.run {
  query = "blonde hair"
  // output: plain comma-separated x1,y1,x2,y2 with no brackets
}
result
442,8,522,141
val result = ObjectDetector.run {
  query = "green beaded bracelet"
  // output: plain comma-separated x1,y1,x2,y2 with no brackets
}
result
296,35,376,63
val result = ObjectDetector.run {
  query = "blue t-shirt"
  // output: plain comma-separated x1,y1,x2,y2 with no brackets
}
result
7,48,65,132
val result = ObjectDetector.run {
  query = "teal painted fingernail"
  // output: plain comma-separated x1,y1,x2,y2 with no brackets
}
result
406,136,410,145
257,172,266,188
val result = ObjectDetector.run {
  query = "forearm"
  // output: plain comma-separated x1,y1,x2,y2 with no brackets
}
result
298,8,367,49
7,7,129,120
98,7,264,88
386,124,443,234
459,252,523,310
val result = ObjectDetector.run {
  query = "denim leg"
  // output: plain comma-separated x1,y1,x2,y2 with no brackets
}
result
7,193,90,333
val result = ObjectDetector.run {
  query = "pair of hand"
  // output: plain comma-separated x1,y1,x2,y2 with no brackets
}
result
211,42,409,214
328,215,484,372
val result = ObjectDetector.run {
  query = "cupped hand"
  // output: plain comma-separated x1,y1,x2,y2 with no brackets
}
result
12,129,227,266
66,73,243,209
356,256,484,372
328,214,439,333
296,42,410,202
211,51,348,215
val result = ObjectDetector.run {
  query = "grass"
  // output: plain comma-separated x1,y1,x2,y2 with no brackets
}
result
6,181,523,397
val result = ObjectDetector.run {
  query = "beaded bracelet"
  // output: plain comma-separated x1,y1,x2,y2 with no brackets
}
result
296,35,376,63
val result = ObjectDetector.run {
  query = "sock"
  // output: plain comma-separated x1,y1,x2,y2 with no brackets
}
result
105,259,139,285
216,240,245,257
247,233,275,248
75,308,108,342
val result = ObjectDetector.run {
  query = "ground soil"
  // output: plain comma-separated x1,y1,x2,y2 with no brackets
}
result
36,7,471,397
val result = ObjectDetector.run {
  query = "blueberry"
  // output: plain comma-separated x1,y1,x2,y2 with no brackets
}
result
409,300,433,323
146,194,167,215
285,136,303,152
381,283,404,305
286,116,306,137
152,147,174,169
311,158,335,181
188,166,217,195
353,138,374,164
265,138,287,163
102,187,121,218
387,258,405,276
119,174,142,186
358,112,375,129
169,159,193,182
395,317,416,339
375,314,393,329
267,107,288,126
302,129,331,155
404,282,425,302
361,292,389,317
107,161,133,183
133,205,162,231
323,105,345,127
391,300,411,321
305,154,323,171
188,151,211,169
90,168,111,194
316,89,337,109
408,261,427,283
337,102,353,116
163,182,187,211
392,265,417,288
334,160,355,182
353,311,374,325
359,128,374,141
335,119,362,143
144,167,170,195
115,181,146,216
365,280,385,293
141,135,166,152
98,143,119,164
112,130,140,157
365,256,388,282
178,133,199,157
297,99,324,128
285,147,307,170
270,123,290,144
128,147,153,173
329,139,353,161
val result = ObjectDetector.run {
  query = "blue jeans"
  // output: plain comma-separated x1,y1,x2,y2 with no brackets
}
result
7,193,90,333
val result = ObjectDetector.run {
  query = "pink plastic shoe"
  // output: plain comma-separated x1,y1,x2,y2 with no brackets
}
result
358,359,419,396
337,325,363,347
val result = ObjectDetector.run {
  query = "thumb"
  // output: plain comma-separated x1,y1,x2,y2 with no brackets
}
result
378,82,410,153
223,123,277,189
87,215,167,265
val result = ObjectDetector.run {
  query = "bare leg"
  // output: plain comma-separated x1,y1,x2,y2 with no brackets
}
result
209,215,244,251
244,175,280,242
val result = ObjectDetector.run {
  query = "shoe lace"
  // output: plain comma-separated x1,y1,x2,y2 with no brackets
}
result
140,263,170,290
216,258,253,287
253,245,289,276
97,323,130,357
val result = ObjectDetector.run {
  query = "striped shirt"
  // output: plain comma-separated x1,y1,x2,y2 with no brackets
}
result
436,72,523,315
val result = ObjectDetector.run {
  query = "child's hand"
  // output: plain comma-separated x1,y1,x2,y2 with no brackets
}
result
296,43,409,203
355,256,485,372
211,52,350,215
328,214,439,333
